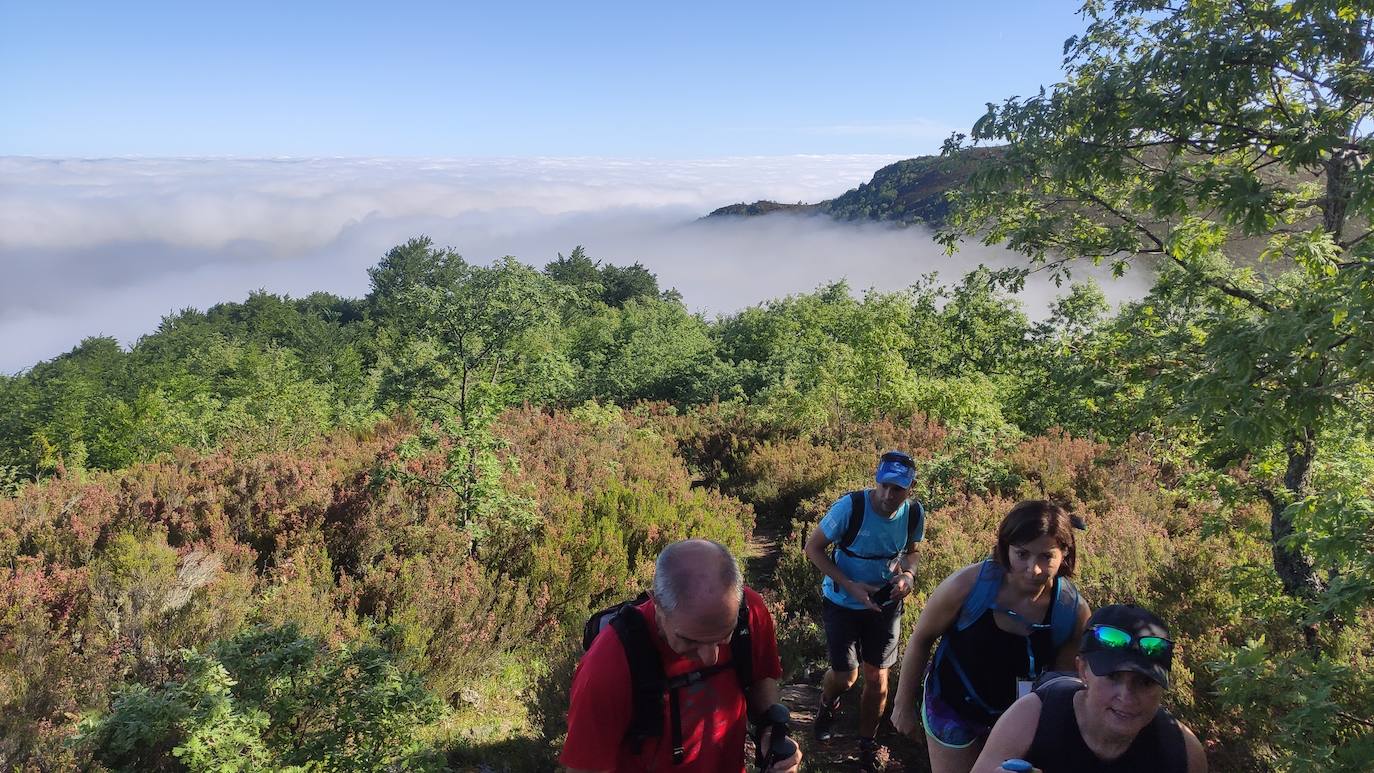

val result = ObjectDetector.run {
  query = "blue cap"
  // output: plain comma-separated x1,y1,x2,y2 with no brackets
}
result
875,450,915,489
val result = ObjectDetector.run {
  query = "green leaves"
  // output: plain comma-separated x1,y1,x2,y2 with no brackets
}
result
76,625,446,772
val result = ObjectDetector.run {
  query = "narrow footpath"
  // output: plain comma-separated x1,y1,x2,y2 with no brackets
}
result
744,521,932,772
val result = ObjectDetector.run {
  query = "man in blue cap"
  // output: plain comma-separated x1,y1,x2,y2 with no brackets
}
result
803,450,925,769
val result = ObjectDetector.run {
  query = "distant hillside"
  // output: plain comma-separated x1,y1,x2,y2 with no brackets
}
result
706,200,820,217
706,147,1000,228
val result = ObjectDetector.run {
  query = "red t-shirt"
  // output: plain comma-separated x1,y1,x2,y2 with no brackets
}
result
559,587,783,772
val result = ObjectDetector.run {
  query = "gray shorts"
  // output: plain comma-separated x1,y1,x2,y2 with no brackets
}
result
821,597,903,672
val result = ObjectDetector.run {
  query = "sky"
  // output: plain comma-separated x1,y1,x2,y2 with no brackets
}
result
2,1,1085,157
0,1,1136,374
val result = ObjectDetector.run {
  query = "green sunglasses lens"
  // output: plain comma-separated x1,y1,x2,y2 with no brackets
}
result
1094,626,1132,648
1138,637,1171,656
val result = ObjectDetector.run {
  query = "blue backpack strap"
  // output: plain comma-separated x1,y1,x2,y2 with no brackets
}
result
1048,576,1080,650
929,560,1008,716
929,635,1003,716
955,559,1003,631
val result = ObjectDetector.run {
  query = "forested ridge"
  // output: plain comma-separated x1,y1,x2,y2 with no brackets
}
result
707,149,1000,229
5,1,1374,771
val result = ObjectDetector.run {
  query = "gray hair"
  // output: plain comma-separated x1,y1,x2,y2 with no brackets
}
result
653,539,744,615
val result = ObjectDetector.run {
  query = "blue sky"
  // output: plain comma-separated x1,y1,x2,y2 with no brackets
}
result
2,0,1086,157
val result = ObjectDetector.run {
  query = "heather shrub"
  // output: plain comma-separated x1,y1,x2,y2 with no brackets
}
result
217,452,335,571
912,494,1014,593
498,404,753,611
732,439,856,523
730,414,949,521
252,539,364,645
0,475,119,568
1003,429,1104,503
647,401,777,493
374,553,553,705
0,559,108,769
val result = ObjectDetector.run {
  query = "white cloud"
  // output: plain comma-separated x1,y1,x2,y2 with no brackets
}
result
0,155,1151,373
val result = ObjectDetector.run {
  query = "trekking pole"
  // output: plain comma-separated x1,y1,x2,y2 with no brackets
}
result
755,703,797,771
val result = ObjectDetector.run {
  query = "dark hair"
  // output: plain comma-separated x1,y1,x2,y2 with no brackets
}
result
995,500,1077,578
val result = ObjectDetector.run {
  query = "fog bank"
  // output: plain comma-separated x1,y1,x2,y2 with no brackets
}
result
0,156,1152,373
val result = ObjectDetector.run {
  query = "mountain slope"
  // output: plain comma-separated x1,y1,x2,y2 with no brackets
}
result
706,148,999,228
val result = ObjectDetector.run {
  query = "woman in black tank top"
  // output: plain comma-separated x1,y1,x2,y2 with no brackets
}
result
969,605,1208,773
890,501,1091,773
934,600,1059,726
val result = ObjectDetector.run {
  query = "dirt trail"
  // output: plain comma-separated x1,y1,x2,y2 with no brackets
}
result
745,517,932,772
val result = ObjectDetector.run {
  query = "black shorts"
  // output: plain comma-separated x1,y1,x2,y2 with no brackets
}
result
821,597,903,672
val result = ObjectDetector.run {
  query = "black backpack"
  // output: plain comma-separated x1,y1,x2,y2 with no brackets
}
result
831,490,926,561
581,592,754,765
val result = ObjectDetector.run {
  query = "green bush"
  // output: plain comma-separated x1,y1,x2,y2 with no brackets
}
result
76,624,446,772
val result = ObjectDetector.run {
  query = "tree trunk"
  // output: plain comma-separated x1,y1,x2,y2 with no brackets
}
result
1263,426,1324,647
1324,151,1351,243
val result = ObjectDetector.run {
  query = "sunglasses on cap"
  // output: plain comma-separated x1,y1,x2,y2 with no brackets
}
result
880,451,914,468
1088,624,1174,660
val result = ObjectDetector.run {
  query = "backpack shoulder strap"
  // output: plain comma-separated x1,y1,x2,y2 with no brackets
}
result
1048,576,1080,649
605,594,755,760
607,601,666,746
729,592,753,692
1031,671,1082,693
835,490,867,552
905,499,926,548
583,591,651,651
956,559,1003,631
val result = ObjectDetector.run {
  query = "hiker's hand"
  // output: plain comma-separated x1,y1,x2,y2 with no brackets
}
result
890,702,918,737
891,570,915,601
845,580,881,611
763,735,801,773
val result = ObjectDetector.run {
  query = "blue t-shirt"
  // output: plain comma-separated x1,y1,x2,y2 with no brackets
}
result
821,490,925,610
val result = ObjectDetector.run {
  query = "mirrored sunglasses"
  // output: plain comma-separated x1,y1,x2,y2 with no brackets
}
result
1089,624,1173,659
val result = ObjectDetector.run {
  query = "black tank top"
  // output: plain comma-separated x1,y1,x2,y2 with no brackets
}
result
935,606,1057,725
1028,678,1187,773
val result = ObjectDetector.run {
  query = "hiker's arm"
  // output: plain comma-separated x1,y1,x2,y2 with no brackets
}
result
890,564,978,736
970,694,1041,773
747,676,782,716
891,542,920,600
1052,595,1093,670
803,525,879,610
1181,722,1209,773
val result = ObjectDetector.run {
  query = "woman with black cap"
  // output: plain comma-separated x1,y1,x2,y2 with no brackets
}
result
970,604,1208,773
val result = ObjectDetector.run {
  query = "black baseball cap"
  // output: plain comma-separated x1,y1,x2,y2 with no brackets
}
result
1080,604,1173,688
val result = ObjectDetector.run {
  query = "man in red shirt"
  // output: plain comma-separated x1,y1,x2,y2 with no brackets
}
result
560,539,803,772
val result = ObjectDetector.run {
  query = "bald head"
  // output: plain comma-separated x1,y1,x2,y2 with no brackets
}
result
653,539,743,617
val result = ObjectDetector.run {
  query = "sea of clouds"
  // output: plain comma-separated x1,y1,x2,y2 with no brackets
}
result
0,155,1152,373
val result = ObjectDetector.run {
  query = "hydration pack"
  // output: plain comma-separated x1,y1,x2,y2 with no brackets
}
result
581,592,754,765
929,560,1080,717
831,490,926,562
